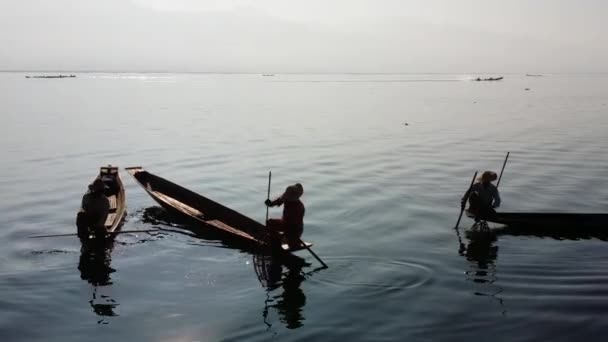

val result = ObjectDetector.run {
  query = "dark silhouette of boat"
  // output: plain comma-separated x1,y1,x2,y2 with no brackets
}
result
25,74,76,79
473,77,503,81
125,167,312,253
467,211,608,229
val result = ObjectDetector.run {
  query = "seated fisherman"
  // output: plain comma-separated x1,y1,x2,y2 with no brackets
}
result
265,183,305,250
461,171,501,220
77,179,110,238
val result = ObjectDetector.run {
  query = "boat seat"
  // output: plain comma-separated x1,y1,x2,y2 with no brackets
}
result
107,195,117,209
105,213,117,227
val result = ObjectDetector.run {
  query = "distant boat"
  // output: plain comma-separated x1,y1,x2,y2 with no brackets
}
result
526,74,543,77
25,74,76,79
473,77,503,82
261,74,275,77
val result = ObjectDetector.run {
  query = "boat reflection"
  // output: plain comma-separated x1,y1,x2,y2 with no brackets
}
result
253,252,311,329
78,238,119,324
493,225,608,241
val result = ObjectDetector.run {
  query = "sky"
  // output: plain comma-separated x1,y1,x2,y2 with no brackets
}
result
0,0,606,73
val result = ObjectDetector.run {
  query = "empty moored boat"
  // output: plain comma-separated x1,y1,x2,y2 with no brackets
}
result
76,166,127,239
125,167,312,253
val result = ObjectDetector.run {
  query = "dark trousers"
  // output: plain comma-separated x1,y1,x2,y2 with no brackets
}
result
266,219,304,250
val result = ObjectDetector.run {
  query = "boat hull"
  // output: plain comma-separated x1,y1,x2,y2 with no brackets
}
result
470,211,608,229
77,166,127,239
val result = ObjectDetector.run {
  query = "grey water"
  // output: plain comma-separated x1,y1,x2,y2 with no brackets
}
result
1,72,608,341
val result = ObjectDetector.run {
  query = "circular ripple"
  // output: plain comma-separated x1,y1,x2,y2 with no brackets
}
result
309,256,433,297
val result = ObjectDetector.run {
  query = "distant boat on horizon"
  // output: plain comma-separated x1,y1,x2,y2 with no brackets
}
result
473,76,503,82
261,74,275,77
25,74,76,79
526,74,543,77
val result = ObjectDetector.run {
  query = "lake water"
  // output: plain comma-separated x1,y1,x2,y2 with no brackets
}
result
1,72,608,341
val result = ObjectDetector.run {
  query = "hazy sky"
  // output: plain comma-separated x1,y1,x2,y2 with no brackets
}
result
1,0,606,73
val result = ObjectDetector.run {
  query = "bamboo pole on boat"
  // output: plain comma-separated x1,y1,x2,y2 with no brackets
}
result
455,171,478,228
497,152,510,188
266,171,271,224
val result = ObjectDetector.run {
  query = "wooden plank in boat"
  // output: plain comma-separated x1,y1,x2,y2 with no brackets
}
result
205,219,262,243
107,195,117,209
150,190,204,218
105,213,117,227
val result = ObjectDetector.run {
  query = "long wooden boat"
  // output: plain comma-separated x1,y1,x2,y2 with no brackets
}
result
125,167,312,253
468,211,608,229
77,166,127,239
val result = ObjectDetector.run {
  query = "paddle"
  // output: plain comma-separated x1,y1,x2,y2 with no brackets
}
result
497,152,510,188
455,171,478,228
28,229,159,238
265,171,328,268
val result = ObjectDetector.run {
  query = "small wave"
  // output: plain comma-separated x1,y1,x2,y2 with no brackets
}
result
308,256,433,297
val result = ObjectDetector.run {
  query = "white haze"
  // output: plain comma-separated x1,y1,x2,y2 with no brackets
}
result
0,0,606,73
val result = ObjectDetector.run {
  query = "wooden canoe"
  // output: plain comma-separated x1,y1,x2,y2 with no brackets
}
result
468,211,608,229
77,165,127,238
125,167,312,253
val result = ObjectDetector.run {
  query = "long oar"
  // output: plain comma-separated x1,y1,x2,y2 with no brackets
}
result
28,229,158,238
455,171,478,228
266,171,328,268
496,152,510,188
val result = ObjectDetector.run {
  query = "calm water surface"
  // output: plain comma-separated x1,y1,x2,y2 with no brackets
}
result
1,73,608,341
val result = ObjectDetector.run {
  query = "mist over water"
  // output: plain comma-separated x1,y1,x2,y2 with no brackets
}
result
1,73,608,341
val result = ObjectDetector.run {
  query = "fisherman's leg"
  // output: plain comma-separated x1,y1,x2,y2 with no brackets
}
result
285,226,304,250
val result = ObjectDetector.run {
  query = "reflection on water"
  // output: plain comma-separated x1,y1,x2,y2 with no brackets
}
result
141,204,316,330
457,222,505,313
78,238,119,324
494,225,608,241
253,253,312,330
463,223,498,284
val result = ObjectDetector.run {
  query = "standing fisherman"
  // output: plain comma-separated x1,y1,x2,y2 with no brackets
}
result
265,183,305,250
461,171,501,220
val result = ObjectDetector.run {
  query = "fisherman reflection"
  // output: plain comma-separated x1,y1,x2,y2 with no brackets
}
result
78,238,119,322
254,253,308,329
462,222,498,284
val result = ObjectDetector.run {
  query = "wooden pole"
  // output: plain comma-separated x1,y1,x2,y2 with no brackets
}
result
28,229,159,238
300,240,328,268
266,171,271,224
455,171,478,228
496,152,510,188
